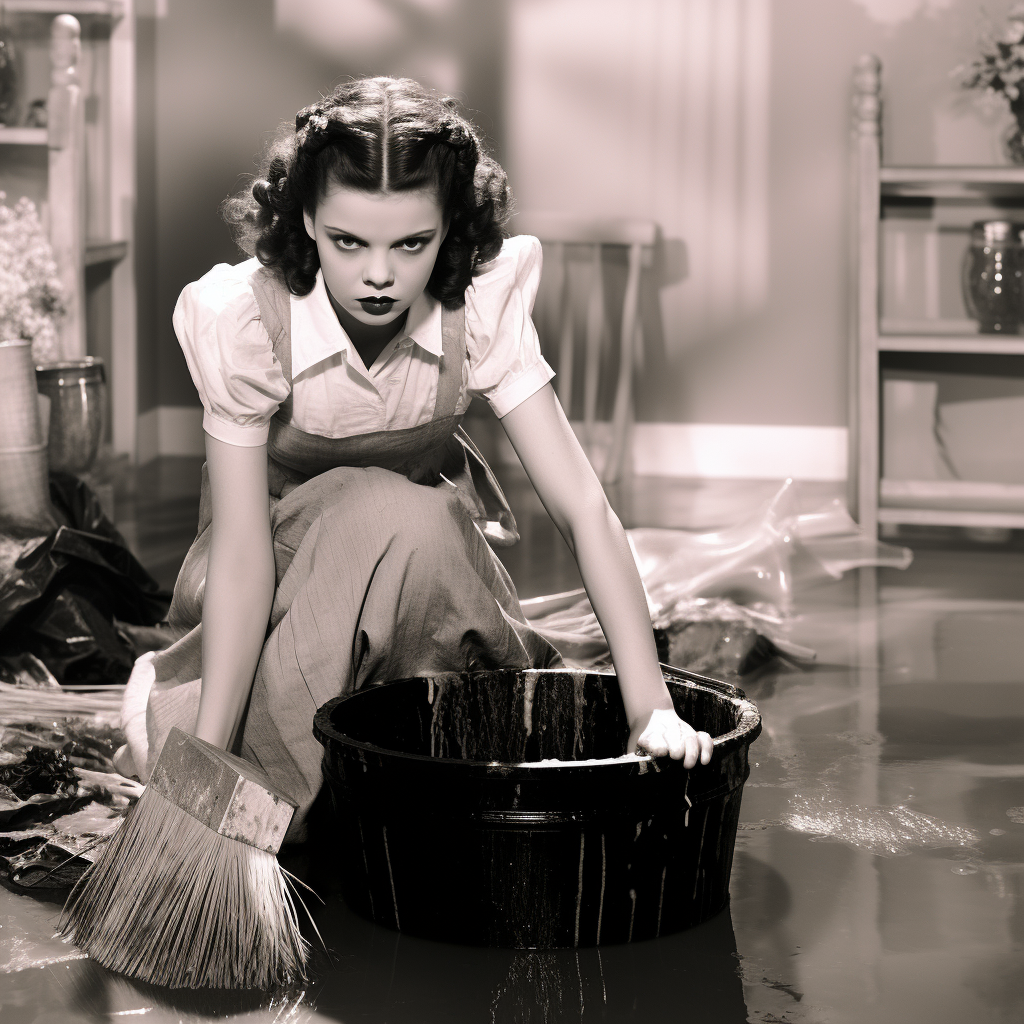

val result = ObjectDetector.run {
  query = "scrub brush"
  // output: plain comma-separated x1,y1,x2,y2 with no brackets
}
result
59,726,308,989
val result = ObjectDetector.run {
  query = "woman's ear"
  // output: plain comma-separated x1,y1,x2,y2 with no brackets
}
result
303,209,316,241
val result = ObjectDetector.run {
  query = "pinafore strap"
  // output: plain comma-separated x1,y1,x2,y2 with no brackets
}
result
248,265,465,426
245,268,517,548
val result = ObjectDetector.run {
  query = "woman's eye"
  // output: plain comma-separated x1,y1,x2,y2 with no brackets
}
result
396,239,427,252
332,236,361,250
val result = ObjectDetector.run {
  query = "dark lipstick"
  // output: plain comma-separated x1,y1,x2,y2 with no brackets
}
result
358,295,397,316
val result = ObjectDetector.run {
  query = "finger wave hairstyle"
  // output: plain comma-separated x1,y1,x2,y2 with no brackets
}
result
222,77,512,308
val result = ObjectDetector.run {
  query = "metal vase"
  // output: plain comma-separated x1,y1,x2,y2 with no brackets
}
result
35,358,107,474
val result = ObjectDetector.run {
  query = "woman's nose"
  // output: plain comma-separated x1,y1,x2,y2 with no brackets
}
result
363,249,394,290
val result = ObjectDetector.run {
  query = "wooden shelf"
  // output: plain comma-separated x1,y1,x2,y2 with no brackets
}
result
852,59,1024,536
0,127,47,146
85,239,128,267
2,0,125,16
0,5,136,459
881,479,1024,513
878,335,1024,355
881,318,978,335
881,166,1024,198
878,507,1024,529
881,166,1024,183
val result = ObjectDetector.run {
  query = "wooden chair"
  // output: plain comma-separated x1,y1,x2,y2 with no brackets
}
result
515,214,658,485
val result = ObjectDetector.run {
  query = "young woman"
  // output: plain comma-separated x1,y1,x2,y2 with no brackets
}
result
118,77,712,840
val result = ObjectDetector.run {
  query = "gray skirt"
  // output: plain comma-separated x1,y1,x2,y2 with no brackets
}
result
119,464,561,841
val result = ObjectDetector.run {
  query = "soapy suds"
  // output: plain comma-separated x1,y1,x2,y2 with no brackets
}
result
427,679,434,705
627,888,637,942
429,679,446,757
517,753,650,768
572,671,587,757
428,674,474,759
596,834,606,944
522,672,539,737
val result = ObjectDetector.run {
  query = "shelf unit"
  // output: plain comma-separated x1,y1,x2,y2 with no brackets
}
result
2,1,124,13
0,0,136,457
851,55,1024,534
0,125,47,144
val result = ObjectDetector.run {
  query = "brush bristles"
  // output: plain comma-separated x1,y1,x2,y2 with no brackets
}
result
59,787,308,990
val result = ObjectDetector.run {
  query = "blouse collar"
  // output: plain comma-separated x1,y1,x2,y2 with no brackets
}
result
289,269,443,378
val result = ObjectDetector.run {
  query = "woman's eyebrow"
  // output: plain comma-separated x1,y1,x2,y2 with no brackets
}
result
323,227,369,243
323,227,438,243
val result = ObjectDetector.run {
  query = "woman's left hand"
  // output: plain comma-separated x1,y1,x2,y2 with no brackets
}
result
629,709,714,768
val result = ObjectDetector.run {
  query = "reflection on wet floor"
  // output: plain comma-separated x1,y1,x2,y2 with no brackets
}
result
2,467,1024,1023
4,903,749,1023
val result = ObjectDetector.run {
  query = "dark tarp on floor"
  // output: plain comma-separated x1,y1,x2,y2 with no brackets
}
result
0,473,171,686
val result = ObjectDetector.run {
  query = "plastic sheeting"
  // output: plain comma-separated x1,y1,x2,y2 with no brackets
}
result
522,481,912,674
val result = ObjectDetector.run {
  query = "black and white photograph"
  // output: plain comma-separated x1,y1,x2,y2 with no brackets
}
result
1,1,1023,1021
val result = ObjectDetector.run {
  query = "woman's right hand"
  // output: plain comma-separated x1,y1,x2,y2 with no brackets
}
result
194,434,276,750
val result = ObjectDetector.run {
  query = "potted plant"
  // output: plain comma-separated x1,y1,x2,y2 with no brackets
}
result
0,193,63,524
0,192,63,361
961,3,1024,163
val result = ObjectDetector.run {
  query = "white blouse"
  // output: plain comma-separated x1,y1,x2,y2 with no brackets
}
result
173,234,556,448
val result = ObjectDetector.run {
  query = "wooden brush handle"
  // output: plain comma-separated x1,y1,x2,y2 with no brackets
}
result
149,727,296,854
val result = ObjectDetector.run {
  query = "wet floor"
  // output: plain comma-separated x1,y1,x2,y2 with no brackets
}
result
3,467,1024,1023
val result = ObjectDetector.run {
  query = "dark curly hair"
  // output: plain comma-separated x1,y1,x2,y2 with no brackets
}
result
222,77,512,308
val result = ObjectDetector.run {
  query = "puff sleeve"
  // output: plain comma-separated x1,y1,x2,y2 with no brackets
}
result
172,259,290,447
464,235,556,418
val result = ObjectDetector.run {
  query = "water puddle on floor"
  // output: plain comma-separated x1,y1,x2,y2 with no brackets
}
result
3,555,1024,1023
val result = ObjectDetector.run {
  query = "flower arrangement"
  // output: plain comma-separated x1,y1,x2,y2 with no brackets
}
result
0,192,64,362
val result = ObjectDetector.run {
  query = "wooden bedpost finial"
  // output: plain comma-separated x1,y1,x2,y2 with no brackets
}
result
853,54,881,137
50,14,80,89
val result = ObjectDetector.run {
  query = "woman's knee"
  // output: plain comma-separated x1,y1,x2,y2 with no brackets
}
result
370,478,477,560
304,469,476,565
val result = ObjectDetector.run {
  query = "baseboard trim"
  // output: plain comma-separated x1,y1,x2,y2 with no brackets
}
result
137,409,849,481
629,422,848,481
496,421,848,482
137,405,205,462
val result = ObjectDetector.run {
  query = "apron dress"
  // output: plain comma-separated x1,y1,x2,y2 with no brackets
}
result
127,265,561,841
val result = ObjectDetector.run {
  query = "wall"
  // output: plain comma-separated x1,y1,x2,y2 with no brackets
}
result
506,0,1019,434
136,0,1019,471
135,0,506,430
137,0,341,416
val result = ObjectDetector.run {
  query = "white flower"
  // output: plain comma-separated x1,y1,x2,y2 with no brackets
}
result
0,192,65,361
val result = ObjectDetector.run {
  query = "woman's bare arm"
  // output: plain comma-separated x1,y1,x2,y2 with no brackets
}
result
499,384,712,767
193,434,276,749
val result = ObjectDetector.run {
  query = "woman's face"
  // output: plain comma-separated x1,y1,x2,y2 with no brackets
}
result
303,185,446,327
